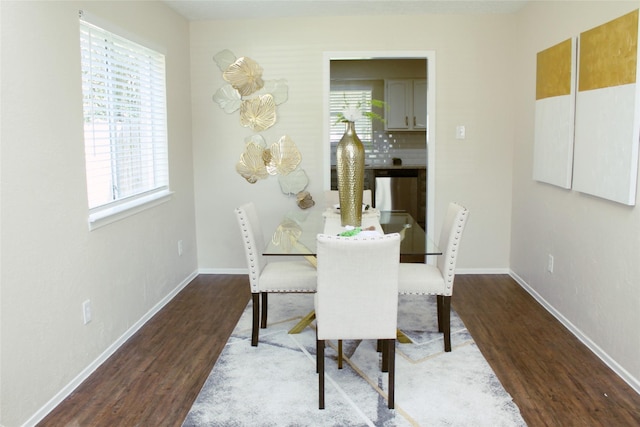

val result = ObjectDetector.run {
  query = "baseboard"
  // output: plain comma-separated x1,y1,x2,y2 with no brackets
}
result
198,267,246,275
509,270,640,395
456,267,510,275
22,269,199,427
200,267,512,276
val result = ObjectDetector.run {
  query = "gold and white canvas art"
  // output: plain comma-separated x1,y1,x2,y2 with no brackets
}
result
533,38,576,189
572,10,640,205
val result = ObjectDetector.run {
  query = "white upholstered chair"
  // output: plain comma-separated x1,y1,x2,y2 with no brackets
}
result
398,202,469,352
324,189,372,209
235,203,317,346
315,233,401,409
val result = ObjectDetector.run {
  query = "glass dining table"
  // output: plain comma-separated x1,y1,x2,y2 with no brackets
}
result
263,208,441,338
263,208,441,259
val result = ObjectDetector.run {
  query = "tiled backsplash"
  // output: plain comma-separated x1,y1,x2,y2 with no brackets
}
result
330,130,427,166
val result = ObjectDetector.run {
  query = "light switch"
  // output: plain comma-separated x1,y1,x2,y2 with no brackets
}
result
456,125,466,140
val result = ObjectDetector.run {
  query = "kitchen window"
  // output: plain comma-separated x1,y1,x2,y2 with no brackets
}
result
79,12,170,229
329,86,374,145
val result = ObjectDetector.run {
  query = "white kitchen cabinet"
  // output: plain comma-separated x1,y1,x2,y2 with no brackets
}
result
384,79,426,131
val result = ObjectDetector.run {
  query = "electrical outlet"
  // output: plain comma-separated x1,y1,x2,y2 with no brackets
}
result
547,254,554,273
83,300,92,324
178,240,184,256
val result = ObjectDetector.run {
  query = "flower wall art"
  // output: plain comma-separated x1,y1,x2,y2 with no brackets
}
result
212,49,313,208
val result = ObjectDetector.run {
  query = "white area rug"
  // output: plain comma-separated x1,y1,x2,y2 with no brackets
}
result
183,294,526,426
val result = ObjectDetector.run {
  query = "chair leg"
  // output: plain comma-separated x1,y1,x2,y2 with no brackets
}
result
318,339,325,409
442,296,452,352
251,293,260,346
388,338,395,409
316,330,319,373
338,340,343,369
437,295,444,332
260,292,268,328
381,340,389,372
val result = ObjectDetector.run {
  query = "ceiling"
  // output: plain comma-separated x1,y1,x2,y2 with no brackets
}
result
162,0,530,21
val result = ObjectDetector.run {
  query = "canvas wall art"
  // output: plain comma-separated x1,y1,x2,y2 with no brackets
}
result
533,38,576,189
572,9,640,206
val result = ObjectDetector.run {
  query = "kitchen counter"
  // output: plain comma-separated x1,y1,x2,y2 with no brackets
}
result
364,165,426,170
331,165,426,170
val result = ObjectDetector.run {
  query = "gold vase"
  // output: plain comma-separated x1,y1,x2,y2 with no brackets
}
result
336,121,364,227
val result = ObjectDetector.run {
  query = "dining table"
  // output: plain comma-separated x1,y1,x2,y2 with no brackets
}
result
263,207,442,339
263,208,440,259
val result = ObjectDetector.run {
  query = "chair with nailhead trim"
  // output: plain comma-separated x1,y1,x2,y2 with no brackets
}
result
235,202,317,346
397,202,469,352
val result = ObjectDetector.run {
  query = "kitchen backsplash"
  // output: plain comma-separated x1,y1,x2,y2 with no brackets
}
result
330,130,427,166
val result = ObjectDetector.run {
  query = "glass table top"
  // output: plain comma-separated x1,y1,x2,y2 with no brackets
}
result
263,209,440,257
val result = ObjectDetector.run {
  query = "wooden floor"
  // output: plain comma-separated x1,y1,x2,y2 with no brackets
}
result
38,274,640,426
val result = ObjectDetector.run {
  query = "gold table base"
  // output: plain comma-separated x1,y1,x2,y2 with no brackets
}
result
287,310,412,344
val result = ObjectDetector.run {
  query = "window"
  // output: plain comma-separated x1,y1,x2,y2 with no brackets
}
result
79,14,169,228
329,87,374,145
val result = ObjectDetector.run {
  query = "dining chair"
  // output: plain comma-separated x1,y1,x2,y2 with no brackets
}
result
324,189,372,209
235,202,317,346
398,202,469,352
315,232,401,409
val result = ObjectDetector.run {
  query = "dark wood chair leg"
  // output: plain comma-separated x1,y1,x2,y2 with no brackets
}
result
437,295,444,332
318,339,325,409
260,292,268,328
381,340,389,372
388,338,395,409
251,293,260,346
442,296,451,352
338,340,343,369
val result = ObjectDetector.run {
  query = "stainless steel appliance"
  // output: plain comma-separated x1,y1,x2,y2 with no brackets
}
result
374,169,419,224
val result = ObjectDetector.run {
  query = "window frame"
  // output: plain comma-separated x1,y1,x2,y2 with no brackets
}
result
79,12,171,230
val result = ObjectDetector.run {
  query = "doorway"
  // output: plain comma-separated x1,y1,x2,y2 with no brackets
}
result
322,51,436,242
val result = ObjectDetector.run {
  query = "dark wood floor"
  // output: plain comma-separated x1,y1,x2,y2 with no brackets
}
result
38,274,640,426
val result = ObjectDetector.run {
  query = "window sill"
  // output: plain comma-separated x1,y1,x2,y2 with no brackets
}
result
88,190,173,231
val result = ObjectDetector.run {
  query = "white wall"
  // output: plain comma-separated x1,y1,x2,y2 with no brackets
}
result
0,2,197,426
191,13,516,273
512,1,640,390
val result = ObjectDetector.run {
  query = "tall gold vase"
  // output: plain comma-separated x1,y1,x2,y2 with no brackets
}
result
336,121,364,227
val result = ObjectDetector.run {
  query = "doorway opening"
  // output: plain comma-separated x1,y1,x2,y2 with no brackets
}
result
323,51,436,242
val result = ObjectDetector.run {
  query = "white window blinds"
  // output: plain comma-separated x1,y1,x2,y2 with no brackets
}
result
80,16,169,212
329,89,373,144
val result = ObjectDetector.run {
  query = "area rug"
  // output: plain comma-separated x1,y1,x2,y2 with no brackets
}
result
183,293,526,426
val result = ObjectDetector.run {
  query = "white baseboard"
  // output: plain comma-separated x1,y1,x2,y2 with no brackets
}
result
456,267,510,275
509,270,640,395
198,267,246,275
22,269,199,427
200,267,512,276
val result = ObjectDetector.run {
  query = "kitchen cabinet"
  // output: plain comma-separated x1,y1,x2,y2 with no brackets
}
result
384,79,426,131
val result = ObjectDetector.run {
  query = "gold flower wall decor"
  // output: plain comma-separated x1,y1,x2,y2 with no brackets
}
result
239,94,277,132
271,218,302,253
215,49,312,206
235,141,269,184
213,49,288,132
223,56,265,96
265,135,301,176
236,135,309,197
